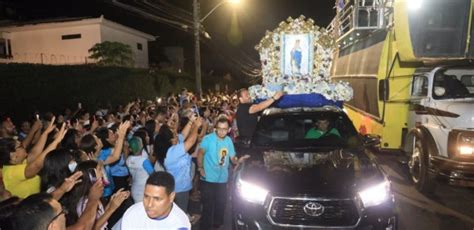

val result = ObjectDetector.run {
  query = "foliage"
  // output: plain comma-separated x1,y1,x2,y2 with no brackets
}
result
88,41,134,67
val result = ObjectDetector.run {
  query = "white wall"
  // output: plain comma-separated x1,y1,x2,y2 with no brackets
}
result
100,25,150,68
9,24,101,65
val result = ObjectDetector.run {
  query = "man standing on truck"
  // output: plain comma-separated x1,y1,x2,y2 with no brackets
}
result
235,88,284,145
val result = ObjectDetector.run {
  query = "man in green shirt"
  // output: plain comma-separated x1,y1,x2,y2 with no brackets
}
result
305,119,341,139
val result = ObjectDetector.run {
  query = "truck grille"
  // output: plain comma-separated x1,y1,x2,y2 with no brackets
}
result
267,197,360,227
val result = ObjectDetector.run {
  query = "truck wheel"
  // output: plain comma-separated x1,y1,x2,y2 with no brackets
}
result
408,135,436,193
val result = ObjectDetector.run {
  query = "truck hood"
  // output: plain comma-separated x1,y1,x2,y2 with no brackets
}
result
239,148,385,197
433,100,474,129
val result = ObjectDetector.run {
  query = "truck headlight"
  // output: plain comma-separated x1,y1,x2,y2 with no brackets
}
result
236,178,269,205
458,133,474,155
358,181,390,208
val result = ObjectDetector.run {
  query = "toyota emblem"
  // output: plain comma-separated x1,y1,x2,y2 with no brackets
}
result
303,202,325,217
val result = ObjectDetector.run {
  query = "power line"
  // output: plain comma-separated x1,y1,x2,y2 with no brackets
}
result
104,0,260,77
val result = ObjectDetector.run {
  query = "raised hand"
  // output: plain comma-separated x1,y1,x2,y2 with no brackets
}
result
194,117,204,127
108,188,130,210
190,113,198,122
91,117,99,131
88,180,104,201
117,121,131,137
32,116,42,131
53,122,68,142
59,171,83,193
93,135,103,151
44,116,57,134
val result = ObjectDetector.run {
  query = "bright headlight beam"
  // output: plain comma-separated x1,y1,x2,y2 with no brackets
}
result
459,146,474,155
228,0,241,5
237,179,268,205
358,181,390,208
408,0,423,11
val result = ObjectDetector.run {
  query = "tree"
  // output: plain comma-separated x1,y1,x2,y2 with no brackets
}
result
88,41,134,67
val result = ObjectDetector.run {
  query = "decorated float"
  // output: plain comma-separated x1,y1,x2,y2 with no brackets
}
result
249,15,353,108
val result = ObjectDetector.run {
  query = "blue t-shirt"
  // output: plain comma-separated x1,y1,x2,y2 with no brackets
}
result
98,148,129,177
164,143,192,193
142,159,154,175
98,148,128,197
199,133,236,183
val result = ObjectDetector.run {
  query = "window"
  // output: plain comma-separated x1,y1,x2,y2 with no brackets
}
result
432,69,474,99
137,43,143,50
461,75,474,96
254,112,359,148
61,34,81,40
411,75,428,97
336,77,380,118
408,0,470,57
461,75,474,87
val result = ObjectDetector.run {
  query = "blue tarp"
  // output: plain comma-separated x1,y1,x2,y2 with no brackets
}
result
255,93,343,108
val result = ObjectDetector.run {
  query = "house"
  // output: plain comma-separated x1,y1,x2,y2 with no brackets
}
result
0,16,155,68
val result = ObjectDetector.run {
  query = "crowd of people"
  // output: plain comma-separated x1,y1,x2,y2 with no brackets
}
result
0,87,283,230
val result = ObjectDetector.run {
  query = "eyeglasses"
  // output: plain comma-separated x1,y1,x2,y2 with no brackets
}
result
49,208,68,225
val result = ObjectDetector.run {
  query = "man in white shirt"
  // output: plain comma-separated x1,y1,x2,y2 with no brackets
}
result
120,171,191,229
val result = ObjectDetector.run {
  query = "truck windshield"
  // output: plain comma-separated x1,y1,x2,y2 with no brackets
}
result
253,112,360,149
432,68,474,99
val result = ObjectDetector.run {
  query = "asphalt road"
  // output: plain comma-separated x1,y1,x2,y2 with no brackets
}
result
192,152,474,230
376,153,474,230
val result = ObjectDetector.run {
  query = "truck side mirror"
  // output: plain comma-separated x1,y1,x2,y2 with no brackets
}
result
378,79,389,101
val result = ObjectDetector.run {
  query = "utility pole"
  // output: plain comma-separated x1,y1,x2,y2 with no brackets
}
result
193,0,202,97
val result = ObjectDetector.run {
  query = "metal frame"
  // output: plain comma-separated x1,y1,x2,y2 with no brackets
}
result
262,106,343,116
327,0,394,48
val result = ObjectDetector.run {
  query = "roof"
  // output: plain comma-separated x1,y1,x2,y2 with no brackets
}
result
0,16,155,41
0,17,94,27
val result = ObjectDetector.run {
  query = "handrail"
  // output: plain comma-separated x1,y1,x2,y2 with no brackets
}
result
328,0,393,44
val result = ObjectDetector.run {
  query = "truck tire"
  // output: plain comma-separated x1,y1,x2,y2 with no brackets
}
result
408,135,436,193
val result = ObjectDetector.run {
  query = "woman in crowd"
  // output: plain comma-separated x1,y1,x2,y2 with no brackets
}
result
155,116,203,212
79,134,103,162
95,122,130,193
39,148,83,200
62,160,129,229
126,137,154,203
61,128,81,150
0,119,67,198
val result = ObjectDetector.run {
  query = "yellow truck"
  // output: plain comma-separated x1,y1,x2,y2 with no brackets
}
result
329,0,474,192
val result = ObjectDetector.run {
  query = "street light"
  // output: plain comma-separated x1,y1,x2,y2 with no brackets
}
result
201,0,241,22
193,0,241,97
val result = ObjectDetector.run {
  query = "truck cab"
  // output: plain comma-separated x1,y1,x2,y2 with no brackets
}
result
407,66,474,191
328,0,474,192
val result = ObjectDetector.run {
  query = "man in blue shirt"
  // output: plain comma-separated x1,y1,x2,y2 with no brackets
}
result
197,116,249,230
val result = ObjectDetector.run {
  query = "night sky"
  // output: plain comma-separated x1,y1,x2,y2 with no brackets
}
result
0,0,336,78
